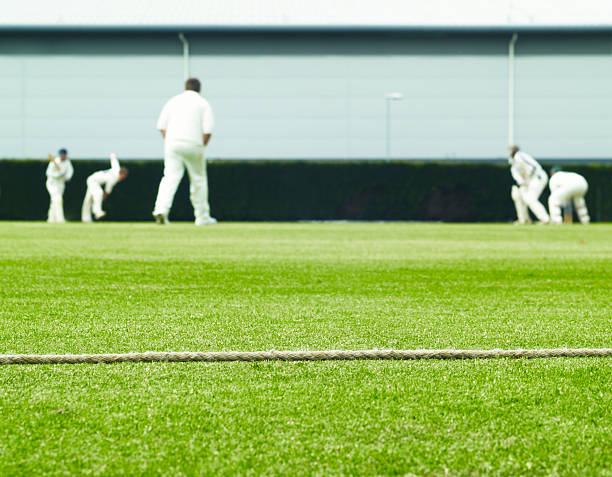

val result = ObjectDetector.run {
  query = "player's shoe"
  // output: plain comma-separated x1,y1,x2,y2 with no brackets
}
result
94,211,106,220
195,216,217,226
154,213,168,225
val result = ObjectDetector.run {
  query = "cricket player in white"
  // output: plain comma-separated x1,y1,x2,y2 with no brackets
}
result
81,152,128,222
548,168,590,224
508,145,550,224
153,77,216,225
46,148,73,223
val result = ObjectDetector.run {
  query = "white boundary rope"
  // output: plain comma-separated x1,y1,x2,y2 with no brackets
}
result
1,348,611,365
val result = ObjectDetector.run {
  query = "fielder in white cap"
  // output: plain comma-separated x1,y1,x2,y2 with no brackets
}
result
46,148,73,223
508,145,550,224
81,152,128,222
548,167,590,224
153,77,216,225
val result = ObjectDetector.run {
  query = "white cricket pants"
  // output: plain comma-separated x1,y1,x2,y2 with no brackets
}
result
81,178,104,222
511,173,550,223
153,140,211,222
46,178,66,223
549,176,590,224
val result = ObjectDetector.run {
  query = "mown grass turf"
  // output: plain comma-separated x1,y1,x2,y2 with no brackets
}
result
0,222,610,476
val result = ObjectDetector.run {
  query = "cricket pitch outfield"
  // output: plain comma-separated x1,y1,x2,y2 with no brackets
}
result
0,222,610,475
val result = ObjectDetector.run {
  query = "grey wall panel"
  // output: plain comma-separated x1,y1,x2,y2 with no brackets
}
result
514,35,612,158
0,117,23,135
1,33,511,159
0,52,181,158
2,32,611,160
0,77,21,95
0,56,24,157
23,98,162,118
190,44,508,159
0,98,22,117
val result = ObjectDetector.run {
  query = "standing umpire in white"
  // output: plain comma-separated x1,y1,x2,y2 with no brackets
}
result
508,145,550,224
153,77,216,225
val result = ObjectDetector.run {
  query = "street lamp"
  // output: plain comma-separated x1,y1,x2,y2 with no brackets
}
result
384,92,403,160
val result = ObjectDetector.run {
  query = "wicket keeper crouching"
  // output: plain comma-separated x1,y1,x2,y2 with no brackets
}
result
548,168,590,224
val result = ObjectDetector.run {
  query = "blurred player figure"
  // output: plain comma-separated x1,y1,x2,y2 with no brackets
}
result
46,148,73,223
81,152,128,222
153,77,216,225
508,145,550,224
548,167,590,225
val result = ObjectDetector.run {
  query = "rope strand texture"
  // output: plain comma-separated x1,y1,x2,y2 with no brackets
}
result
1,348,611,365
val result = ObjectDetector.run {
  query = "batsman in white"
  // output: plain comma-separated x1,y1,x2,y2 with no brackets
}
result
81,152,128,222
153,77,216,225
508,145,550,224
46,148,74,223
548,167,590,224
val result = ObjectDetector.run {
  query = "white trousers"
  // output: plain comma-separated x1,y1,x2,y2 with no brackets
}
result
549,177,590,224
153,141,211,222
46,178,66,223
81,178,105,222
511,173,550,223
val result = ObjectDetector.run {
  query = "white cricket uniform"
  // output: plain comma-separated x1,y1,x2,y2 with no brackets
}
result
153,90,215,223
81,153,121,222
509,151,550,223
45,157,73,223
548,172,590,224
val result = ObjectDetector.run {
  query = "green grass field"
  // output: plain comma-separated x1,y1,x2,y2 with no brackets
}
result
0,222,610,476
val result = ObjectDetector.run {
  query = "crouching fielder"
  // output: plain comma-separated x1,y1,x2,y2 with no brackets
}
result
81,153,128,222
508,145,550,224
548,168,590,224
46,148,73,223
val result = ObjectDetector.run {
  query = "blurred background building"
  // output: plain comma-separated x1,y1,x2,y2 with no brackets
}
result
2,0,612,161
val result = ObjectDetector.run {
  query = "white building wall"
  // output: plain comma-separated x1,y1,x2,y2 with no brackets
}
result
1,33,611,160
1,53,181,158
514,36,612,158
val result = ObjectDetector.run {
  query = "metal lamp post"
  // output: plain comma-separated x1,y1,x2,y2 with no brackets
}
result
178,33,190,80
385,92,403,160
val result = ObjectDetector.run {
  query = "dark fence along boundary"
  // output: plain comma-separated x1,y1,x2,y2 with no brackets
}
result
0,160,610,222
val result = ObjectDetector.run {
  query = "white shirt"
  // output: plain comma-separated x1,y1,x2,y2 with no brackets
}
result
46,157,74,181
549,171,586,193
157,90,214,146
88,153,121,193
509,151,545,186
